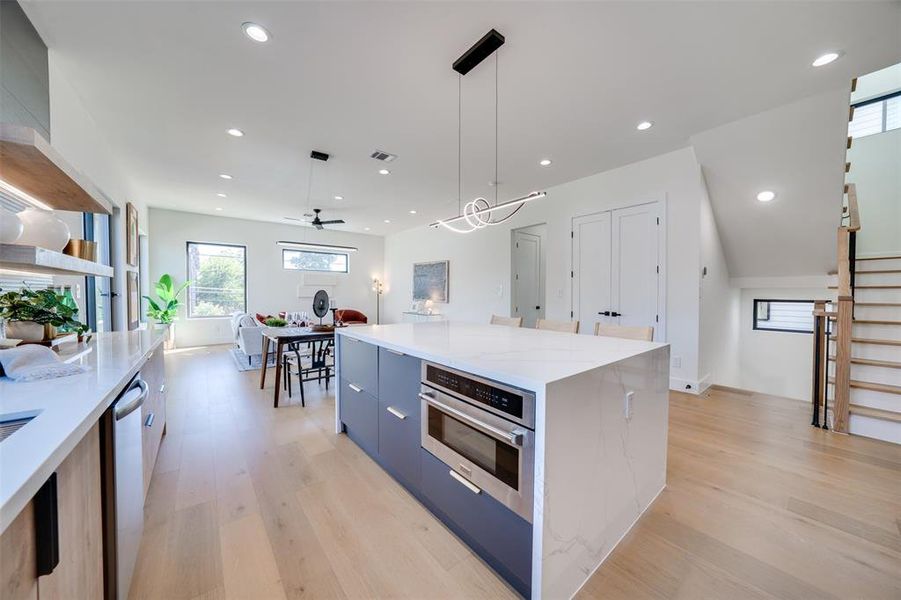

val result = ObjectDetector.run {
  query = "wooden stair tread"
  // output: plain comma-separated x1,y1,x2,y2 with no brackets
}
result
827,356,901,369
856,255,901,261
828,376,901,395
829,336,901,346
849,404,901,423
852,320,901,326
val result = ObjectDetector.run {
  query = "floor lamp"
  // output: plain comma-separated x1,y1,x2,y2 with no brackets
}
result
372,278,384,324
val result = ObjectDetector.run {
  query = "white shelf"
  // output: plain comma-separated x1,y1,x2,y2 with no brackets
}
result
0,244,113,278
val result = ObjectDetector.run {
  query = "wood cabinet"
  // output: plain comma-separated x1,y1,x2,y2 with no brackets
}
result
0,423,104,600
141,348,167,497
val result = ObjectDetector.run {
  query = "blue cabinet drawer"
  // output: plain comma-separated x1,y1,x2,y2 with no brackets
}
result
378,397,420,489
340,378,378,457
377,347,421,416
338,336,378,396
420,449,532,597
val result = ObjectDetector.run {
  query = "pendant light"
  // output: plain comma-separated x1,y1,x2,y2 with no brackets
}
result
431,29,546,233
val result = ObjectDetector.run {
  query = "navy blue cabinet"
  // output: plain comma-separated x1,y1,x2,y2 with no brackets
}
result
420,450,533,598
340,378,379,457
377,348,422,490
338,336,378,395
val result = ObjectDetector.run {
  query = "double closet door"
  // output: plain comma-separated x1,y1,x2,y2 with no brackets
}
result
572,202,662,339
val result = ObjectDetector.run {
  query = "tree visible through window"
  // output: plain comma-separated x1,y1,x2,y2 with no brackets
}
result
283,249,348,273
187,242,246,317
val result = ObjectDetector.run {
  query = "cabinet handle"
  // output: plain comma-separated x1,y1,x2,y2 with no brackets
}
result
449,470,481,494
34,472,59,576
144,413,155,428
386,406,406,420
348,383,363,393
386,348,404,356
159,383,166,394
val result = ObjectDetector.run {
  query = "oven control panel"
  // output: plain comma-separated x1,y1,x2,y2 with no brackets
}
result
424,364,531,424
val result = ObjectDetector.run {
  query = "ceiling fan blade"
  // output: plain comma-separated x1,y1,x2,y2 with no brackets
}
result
283,216,305,222
319,219,345,225
314,222,324,230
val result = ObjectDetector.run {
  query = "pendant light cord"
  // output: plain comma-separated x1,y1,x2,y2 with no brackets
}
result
495,51,499,207
458,74,462,215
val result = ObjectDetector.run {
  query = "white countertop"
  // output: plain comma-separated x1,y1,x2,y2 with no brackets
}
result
0,328,166,533
337,321,666,390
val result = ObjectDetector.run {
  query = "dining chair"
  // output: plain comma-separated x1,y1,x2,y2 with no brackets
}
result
490,315,523,327
535,318,580,333
594,323,654,341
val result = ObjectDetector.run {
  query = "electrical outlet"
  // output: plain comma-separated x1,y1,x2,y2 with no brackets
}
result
672,356,681,368
624,391,634,420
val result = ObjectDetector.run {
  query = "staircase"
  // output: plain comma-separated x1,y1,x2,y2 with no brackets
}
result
832,255,901,440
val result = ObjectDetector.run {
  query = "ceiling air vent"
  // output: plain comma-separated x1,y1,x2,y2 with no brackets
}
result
370,150,397,162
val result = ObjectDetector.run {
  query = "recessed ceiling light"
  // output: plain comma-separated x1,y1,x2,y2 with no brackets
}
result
812,52,840,67
227,128,244,137
364,227,371,231
756,190,776,202
217,193,227,198
384,219,391,223
219,174,232,180
409,210,417,214
379,169,391,175
637,121,653,131
215,207,223,211
334,195,344,201
242,22,270,43
539,159,552,167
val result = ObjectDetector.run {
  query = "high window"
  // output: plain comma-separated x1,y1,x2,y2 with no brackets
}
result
753,299,815,334
186,242,246,317
282,249,348,273
848,93,901,139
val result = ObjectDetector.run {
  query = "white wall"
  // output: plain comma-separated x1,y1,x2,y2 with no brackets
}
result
735,287,832,402
697,169,741,391
49,51,148,331
149,209,384,348
846,128,901,257
851,62,901,104
384,148,705,390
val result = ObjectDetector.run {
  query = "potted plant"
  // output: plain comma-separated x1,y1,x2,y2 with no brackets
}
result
264,317,288,327
143,274,190,349
0,288,88,343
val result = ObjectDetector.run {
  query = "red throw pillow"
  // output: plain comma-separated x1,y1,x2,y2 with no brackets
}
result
256,313,272,324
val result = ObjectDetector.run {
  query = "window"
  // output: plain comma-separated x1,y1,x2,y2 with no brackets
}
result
282,249,348,273
753,299,815,333
848,93,901,139
186,242,246,318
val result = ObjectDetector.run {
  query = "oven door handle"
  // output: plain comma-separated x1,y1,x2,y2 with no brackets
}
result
419,392,524,447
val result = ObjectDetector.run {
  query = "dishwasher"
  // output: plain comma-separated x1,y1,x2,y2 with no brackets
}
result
101,371,148,600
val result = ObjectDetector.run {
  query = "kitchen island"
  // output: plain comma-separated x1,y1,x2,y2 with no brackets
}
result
335,321,669,599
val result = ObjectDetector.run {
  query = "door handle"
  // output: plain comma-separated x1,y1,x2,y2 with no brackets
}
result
348,383,363,393
386,406,406,420
610,311,622,317
535,306,541,310
598,311,610,316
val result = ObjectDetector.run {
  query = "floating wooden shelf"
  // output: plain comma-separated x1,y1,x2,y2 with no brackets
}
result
0,124,112,214
0,244,113,278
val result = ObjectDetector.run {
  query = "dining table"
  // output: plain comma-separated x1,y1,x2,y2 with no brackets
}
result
259,326,335,407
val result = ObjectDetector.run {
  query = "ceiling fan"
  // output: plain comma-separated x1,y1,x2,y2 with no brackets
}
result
284,208,345,229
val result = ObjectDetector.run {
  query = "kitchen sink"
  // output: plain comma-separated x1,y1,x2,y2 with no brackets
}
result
0,411,40,443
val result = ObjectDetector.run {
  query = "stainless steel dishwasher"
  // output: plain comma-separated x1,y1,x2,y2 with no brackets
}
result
101,372,148,600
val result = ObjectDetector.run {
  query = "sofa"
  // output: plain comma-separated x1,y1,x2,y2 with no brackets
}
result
230,312,264,363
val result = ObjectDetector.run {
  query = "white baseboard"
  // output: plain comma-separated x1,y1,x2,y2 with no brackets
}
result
670,377,701,394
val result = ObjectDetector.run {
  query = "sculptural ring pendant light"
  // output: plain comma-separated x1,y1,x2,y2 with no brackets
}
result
430,29,546,233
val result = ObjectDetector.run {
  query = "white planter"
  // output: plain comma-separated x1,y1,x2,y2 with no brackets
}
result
0,209,23,243
15,209,71,252
6,321,56,342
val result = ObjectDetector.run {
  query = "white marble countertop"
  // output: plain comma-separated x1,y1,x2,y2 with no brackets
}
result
0,328,166,534
337,321,666,390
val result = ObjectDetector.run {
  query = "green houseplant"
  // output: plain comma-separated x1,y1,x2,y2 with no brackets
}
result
144,274,190,350
143,274,190,324
0,288,89,342
264,317,287,327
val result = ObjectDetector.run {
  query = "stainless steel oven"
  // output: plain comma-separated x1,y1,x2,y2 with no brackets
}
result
420,362,535,522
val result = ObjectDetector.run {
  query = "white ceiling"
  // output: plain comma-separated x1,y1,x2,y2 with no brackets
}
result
21,1,901,246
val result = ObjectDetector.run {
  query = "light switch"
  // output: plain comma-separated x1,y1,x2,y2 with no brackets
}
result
624,391,634,420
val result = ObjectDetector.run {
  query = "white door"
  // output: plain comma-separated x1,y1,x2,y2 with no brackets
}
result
573,202,662,339
572,212,612,334
611,203,660,335
512,231,543,328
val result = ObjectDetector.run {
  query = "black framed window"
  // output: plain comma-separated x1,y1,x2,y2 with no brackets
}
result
186,242,246,318
753,299,815,334
282,249,348,273
849,90,901,139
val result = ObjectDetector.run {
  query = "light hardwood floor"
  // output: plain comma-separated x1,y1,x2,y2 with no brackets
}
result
130,346,901,600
